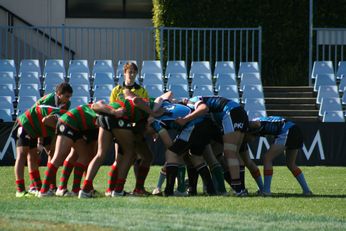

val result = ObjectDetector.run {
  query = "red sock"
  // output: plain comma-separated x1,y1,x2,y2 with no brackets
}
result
114,178,126,192
58,161,74,190
40,162,58,193
72,162,87,193
16,179,25,192
106,164,118,192
82,179,93,193
29,169,42,190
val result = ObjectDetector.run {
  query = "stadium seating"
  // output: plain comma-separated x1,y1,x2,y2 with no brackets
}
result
0,59,17,75
44,59,66,76
18,83,41,98
166,84,189,99
19,59,41,75
71,84,90,97
0,84,16,99
322,111,345,122
241,84,264,103
18,72,41,86
190,73,213,89
239,72,262,91
313,73,337,92
338,77,346,93
165,61,187,76
69,72,90,88
244,98,266,112
141,60,163,76
318,97,343,117
93,84,113,98
192,85,214,97
92,60,115,77
214,61,236,77
70,96,90,108
215,73,237,90
68,59,89,76
217,85,239,102
0,96,15,114
143,84,164,97
93,96,109,104
166,73,188,86
311,61,334,80
0,72,16,89
238,62,260,78
142,73,164,85
316,85,339,105
0,108,13,122
190,61,211,77
17,96,38,115
93,72,115,87
341,90,346,105
44,72,65,86
247,110,267,120
336,61,346,80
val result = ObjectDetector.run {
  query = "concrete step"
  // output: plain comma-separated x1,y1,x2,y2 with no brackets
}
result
264,92,314,97
265,98,316,104
266,104,317,110
284,116,321,122
263,86,314,92
267,110,318,116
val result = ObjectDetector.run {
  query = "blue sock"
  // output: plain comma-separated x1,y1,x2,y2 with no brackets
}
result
263,170,273,193
157,172,166,189
296,173,310,193
255,176,264,191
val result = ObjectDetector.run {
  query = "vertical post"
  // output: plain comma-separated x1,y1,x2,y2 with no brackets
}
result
308,0,313,86
258,27,262,72
61,24,65,62
160,27,164,66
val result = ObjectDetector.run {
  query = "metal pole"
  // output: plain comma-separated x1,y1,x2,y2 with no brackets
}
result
308,0,313,86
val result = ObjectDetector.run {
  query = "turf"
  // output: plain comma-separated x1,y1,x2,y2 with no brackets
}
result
0,166,345,230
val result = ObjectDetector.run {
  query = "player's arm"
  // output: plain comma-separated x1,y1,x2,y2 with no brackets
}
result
91,101,124,118
42,114,59,128
175,101,209,126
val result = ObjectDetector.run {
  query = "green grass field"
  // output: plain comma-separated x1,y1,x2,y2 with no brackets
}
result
0,166,345,230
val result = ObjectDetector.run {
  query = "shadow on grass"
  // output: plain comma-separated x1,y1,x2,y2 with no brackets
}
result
256,193,346,198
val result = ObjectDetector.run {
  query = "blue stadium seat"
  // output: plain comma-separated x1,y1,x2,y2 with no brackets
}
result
44,72,65,87
69,72,90,88
0,59,17,76
0,72,16,89
313,73,336,92
0,109,13,122
166,83,189,100
322,111,345,122
68,59,89,76
93,84,113,98
244,98,266,112
336,61,346,80
0,84,16,99
311,61,334,80
142,73,163,85
141,60,163,76
214,61,236,77
17,96,38,115
93,72,115,87
215,73,237,90
71,84,90,97
165,61,187,76
217,85,239,103
166,73,188,86
190,61,211,77
239,73,262,91
18,72,41,86
319,97,343,117
18,84,41,98
143,84,164,98
192,85,214,97
191,73,213,89
70,96,90,108
44,59,66,76
93,96,109,104
238,62,260,79
19,59,41,75
338,76,346,93
241,84,264,103
0,96,14,114
316,85,339,105
93,60,115,77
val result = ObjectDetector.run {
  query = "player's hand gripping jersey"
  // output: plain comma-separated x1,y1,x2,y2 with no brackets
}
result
17,105,67,138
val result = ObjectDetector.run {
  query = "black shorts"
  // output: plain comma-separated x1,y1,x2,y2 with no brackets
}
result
56,122,82,142
229,106,249,133
97,115,134,132
81,128,99,143
16,126,37,149
285,125,304,150
169,119,220,156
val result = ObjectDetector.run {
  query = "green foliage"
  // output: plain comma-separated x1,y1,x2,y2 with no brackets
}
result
0,166,346,230
153,0,346,85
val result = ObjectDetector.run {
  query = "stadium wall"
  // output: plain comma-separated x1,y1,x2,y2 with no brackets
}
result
0,122,345,166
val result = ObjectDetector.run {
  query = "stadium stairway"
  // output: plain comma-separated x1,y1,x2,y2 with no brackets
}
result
264,86,319,122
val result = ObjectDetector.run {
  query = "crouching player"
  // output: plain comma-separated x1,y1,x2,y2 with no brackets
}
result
248,116,312,196
37,102,123,197
14,105,66,197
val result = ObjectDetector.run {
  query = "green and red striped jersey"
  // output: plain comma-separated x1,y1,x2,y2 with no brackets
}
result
107,98,155,122
58,104,97,131
36,93,71,110
17,105,67,138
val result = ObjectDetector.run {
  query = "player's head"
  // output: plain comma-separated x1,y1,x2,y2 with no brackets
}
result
55,82,73,104
123,62,138,83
